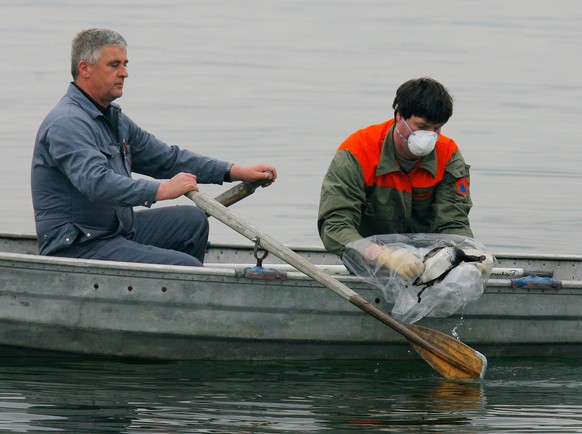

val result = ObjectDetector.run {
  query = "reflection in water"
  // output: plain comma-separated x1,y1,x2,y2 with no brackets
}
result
0,392,64,433
0,357,580,433
430,380,486,412
347,379,485,430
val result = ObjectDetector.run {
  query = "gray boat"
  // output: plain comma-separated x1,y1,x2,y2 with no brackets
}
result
1,231,580,361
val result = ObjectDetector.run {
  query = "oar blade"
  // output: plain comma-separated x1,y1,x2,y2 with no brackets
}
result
408,324,487,380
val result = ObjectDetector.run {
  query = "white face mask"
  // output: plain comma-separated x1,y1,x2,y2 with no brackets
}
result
397,118,439,157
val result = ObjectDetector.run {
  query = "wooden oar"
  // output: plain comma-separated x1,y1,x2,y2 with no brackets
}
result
187,190,487,380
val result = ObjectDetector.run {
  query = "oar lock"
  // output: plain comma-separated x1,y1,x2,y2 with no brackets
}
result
235,237,287,281
252,236,269,267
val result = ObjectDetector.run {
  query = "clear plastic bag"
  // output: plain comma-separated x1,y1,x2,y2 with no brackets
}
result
342,234,494,324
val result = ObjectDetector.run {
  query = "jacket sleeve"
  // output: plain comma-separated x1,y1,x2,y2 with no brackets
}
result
432,149,474,237
318,150,367,255
124,115,229,184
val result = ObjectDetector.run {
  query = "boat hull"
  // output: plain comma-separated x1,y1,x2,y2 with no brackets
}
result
1,233,581,360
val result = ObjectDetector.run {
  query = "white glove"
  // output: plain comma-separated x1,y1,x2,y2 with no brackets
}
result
377,248,425,282
474,253,495,278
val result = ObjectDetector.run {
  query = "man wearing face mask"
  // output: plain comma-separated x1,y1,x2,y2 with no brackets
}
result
318,77,473,281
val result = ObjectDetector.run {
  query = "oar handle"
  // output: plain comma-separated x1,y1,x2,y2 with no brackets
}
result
213,171,274,208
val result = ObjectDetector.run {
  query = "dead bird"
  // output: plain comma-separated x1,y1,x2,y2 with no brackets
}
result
413,247,485,300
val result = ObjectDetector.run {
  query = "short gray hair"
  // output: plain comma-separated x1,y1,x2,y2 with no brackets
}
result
71,28,127,79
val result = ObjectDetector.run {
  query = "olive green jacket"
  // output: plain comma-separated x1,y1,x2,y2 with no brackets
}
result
318,120,473,256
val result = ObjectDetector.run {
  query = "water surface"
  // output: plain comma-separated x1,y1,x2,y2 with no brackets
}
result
0,1,581,432
0,356,581,433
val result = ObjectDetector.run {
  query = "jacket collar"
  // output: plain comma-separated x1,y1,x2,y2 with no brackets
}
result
66,83,121,120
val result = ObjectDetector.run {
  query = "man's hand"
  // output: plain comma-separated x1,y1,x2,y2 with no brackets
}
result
156,172,198,201
377,248,425,281
229,164,277,187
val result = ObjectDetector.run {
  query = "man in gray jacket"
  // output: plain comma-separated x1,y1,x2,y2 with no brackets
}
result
31,28,277,266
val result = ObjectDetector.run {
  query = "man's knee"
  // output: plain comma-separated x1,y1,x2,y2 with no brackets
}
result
133,205,209,263
175,206,209,239
188,205,208,225
169,206,209,262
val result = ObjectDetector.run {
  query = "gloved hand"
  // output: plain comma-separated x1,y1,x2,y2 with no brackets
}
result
474,253,495,278
377,248,425,282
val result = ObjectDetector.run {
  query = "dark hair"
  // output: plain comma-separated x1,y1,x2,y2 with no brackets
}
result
392,77,453,124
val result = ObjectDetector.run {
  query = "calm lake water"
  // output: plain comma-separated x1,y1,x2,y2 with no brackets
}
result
0,356,581,433
1,1,582,432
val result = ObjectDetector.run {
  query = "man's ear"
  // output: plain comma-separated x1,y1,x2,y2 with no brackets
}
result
78,60,90,79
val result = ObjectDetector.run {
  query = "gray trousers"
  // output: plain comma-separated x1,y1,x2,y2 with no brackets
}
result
53,205,209,266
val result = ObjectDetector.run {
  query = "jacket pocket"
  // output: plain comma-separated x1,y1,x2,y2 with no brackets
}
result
38,222,82,255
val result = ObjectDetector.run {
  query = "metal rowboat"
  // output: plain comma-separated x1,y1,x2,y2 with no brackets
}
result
0,232,580,360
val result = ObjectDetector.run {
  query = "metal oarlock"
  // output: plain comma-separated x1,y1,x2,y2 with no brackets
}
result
235,236,286,281
252,236,269,268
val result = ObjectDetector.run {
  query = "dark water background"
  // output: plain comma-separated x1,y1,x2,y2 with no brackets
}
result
1,1,582,432
1,356,581,433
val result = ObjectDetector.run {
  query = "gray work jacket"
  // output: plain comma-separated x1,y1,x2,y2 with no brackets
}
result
31,84,229,255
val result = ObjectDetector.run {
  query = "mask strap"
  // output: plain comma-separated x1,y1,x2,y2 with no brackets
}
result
403,118,415,134
396,116,414,144
395,124,409,144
